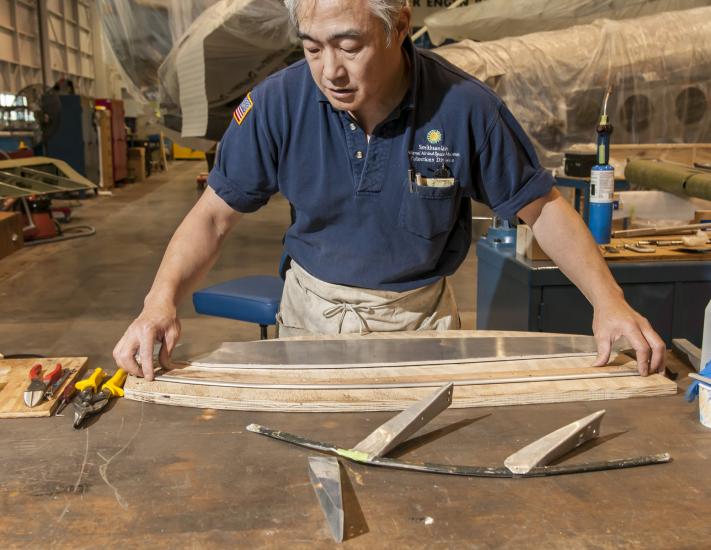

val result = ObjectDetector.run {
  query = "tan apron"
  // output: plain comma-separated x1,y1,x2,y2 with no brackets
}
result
276,261,460,338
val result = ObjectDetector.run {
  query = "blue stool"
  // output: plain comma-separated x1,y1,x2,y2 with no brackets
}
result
192,275,284,339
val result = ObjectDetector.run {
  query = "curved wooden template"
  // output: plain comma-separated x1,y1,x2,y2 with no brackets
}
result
124,373,676,412
124,332,674,412
154,370,638,390
161,356,634,386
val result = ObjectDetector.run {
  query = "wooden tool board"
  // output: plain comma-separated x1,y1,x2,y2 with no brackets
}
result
0,357,88,418
124,332,676,412
601,237,711,262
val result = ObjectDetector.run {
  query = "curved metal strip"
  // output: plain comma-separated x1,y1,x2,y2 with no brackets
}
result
246,424,671,478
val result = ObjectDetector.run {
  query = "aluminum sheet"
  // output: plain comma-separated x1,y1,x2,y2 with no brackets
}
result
188,335,601,370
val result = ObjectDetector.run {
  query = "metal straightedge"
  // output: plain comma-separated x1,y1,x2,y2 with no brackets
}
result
189,334,602,370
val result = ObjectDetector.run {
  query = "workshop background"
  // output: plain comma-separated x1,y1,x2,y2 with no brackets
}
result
1,0,711,548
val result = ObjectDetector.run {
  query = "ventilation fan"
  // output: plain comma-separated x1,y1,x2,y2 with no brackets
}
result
13,84,62,145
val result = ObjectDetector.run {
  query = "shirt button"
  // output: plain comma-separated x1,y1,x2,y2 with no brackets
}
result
349,122,357,131
355,150,364,159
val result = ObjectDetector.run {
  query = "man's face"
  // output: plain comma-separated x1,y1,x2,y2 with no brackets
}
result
296,0,406,114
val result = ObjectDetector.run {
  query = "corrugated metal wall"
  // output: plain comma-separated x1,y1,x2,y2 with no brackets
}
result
0,0,96,95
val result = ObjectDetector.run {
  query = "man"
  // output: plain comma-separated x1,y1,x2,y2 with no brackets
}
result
113,0,666,380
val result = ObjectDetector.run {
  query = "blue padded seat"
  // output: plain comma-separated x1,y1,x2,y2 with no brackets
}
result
192,275,284,338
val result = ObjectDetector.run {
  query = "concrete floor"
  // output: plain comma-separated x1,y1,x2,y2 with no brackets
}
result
0,161,477,364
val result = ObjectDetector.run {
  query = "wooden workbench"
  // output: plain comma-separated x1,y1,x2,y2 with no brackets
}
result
0,342,709,547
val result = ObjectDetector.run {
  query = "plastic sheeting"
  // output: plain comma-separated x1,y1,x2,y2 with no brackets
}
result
98,0,173,102
157,0,298,139
98,0,223,102
425,0,711,45
435,7,711,166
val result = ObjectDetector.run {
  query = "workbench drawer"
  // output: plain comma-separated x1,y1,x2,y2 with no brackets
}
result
0,212,24,260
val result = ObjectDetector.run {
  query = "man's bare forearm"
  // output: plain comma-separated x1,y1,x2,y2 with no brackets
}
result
519,188,666,373
144,188,241,309
521,189,622,308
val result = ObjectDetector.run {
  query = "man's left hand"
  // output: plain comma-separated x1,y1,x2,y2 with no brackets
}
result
591,294,666,376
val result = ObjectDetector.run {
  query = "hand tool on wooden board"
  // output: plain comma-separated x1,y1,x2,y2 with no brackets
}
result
54,384,77,416
247,383,671,478
623,243,656,254
72,368,126,429
44,367,73,401
23,363,62,408
637,239,684,247
0,357,89,418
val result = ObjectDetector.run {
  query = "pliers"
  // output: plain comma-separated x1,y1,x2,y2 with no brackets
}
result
72,368,127,429
23,363,63,408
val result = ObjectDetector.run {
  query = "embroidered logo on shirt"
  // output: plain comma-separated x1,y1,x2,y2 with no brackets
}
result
426,129,443,145
233,93,254,125
409,127,460,165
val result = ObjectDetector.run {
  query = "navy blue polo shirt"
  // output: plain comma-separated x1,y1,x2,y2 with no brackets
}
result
208,38,553,291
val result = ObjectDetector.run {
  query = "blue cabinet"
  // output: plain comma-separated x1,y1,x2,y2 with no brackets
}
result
476,239,711,346
45,95,100,184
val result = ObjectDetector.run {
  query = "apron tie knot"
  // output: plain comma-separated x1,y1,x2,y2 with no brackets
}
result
322,302,374,334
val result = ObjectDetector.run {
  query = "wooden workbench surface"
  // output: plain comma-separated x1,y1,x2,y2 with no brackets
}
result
1,341,709,548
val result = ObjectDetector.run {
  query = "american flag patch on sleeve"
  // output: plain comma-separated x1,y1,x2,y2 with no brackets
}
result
233,93,254,125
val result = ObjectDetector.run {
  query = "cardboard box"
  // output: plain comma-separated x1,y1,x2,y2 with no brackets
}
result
0,212,24,261
127,147,146,182
516,224,550,261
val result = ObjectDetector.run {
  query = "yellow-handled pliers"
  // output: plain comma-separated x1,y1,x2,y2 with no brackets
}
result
72,368,127,429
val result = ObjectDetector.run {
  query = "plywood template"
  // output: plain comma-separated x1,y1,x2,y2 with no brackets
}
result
0,357,89,418
124,332,676,412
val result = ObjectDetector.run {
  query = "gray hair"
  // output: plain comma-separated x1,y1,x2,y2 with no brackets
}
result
284,0,408,44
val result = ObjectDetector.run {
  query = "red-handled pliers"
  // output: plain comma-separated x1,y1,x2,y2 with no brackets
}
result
23,363,62,408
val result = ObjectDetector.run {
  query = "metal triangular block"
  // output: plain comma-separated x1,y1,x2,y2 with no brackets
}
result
504,410,605,474
353,383,454,460
307,456,344,543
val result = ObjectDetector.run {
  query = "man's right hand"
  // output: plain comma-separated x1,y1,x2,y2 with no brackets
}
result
113,303,181,381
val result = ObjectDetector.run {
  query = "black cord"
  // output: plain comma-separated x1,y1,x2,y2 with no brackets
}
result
24,225,96,246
